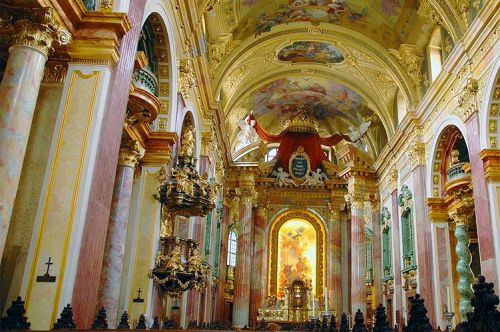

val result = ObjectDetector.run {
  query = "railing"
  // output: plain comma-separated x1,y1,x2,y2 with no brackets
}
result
133,67,159,96
82,0,113,12
447,162,468,181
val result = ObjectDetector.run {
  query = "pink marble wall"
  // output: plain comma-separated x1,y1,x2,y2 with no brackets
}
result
372,209,383,306
412,165,435,326
232,199,252,328
466,112,499,286
250,206,267,327
0,46,47,259
391,190,403,327
329,217,342,314
98,165,135,327
350,206,366,315
71,1,147,328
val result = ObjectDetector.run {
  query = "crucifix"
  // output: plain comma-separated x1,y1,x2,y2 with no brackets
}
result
133,288,144,303
36,256,56,282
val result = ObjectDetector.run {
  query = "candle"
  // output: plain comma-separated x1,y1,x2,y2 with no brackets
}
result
446,286,451,312
324,287,328,313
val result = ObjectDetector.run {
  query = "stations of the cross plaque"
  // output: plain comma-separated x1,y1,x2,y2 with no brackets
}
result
133,288,144,303
36,256,56,282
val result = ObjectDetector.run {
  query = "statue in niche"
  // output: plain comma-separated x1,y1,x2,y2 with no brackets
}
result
398,185,415,268
180,124,195,157
381,206,392,277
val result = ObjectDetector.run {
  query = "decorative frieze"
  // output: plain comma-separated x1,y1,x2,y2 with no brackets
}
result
455,78,479,122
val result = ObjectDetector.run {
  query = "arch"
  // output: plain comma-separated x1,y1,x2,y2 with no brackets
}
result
267,209,326,298
480,57,500,150
396,89,408,125
426,116,469,197
142,0,179,132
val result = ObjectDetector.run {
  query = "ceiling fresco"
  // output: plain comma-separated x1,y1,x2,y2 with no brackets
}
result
234,0,427,49
277,41,344,64
245,77,379,135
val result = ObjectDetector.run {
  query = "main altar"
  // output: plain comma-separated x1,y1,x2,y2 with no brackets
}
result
258,278,325,323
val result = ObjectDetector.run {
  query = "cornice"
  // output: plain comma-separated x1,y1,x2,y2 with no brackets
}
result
480,149,500,182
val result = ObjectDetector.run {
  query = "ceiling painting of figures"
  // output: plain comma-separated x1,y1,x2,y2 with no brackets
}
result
246,77,374,135
234,0,427,49
277,41,344,64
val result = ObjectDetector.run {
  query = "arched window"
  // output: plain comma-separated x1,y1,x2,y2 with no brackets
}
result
227,231,237,267
428,28,443,82
396,90,407,125
266,148,278,162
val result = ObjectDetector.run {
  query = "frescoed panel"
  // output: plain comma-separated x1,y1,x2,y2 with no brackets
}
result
277,219,316,297
277,41,344,64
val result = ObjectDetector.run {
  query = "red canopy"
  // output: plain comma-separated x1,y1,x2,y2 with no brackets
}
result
249,113,351,172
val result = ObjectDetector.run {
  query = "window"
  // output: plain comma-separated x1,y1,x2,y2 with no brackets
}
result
227,231,237,267
396,90,407,125
428,28,443,82
266,148,278,162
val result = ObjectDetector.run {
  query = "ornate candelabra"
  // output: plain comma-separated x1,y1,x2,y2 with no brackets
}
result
149,125,217,297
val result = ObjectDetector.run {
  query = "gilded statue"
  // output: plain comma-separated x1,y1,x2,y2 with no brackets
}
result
164,244,184,272
180,124,195,157
188,246,205,274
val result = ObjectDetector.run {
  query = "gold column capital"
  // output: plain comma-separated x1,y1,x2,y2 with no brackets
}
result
1,6,71,56
388,166,398,192
408,140,426,170
344,192,366,209
119,140,145,168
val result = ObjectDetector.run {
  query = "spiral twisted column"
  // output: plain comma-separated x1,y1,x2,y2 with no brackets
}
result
449,207,475,320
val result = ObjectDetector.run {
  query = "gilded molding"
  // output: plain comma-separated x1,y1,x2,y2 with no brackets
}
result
480,149,500,182
178,58,198,100
417,0,443,25
456,78,479,122
388,44,424,87
119,140,145,168
42,61,68,83
0,6,71,57
98,0,114,12
408,141,426,170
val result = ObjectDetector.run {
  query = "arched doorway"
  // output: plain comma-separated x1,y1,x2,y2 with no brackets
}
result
268,210,326,299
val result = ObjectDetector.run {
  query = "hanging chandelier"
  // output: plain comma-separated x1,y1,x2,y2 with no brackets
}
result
150,124,217,297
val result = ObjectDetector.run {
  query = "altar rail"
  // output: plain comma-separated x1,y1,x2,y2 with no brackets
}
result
1,276,498,331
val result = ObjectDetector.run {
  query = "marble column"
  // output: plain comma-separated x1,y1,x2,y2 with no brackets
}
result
233,187,254,328
371,199,383,307
410,158,435,325
465,111,499,284
349,195,366,315
449,208,475,320
98,141,144,328
215,205,231,321
0,9,69,259
390,173,403,328
328,206,342,315
250,204,267,326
